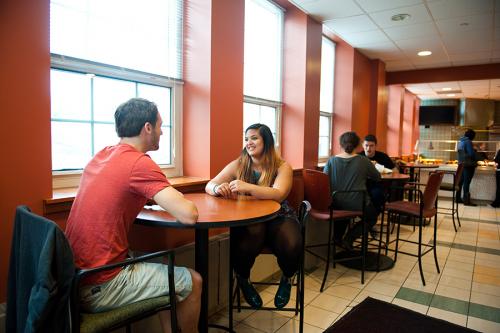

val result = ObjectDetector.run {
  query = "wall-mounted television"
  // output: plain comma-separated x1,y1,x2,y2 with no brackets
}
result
419,105,457,125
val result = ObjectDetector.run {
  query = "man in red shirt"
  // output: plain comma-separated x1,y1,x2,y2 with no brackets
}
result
66,98,201,333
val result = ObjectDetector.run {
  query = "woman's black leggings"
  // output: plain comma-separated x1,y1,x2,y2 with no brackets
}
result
231,216,303,278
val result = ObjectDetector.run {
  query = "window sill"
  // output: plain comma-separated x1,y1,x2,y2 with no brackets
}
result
44,176,210,215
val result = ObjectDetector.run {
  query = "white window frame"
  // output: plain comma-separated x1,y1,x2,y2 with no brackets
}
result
318,112,333,162
318,36,335,162
243,95,282,151
243,0,284,147
51,55,183,189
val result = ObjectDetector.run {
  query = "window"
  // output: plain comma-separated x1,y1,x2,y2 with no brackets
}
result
50,0,183,186
243,0,284,145
318,37,335,160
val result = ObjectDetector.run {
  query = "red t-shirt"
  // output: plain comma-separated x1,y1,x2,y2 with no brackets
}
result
66,144,170,285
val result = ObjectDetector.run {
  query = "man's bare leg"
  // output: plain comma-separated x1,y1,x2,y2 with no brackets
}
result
159,269,202,333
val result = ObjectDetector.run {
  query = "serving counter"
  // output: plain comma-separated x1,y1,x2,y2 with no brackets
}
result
420,164,496,201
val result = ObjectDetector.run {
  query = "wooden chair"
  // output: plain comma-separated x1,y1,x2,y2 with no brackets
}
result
229,200,311,333
6,205,179,333
302,169,367,292
435,163,464,232
381,172,444,286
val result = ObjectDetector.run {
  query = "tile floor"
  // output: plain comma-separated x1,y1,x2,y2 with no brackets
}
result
209,200,500,333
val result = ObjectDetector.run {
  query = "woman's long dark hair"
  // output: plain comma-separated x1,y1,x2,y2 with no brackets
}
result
237,123,282,187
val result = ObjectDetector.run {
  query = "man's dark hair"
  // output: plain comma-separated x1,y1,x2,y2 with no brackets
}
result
464,129,476,140
340,131,360,154
114,98,159,138
364,134,377,144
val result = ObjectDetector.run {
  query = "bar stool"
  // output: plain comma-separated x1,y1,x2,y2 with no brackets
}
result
302,169,367,291
381,172,444,285
229,200,310,333
435,163,464,232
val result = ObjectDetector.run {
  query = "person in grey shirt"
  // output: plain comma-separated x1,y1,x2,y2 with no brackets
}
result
324,131,381,250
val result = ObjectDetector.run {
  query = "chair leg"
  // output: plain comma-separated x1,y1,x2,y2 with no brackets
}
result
385,212,392,255
394,214,401,262
451,191,458,232
417,216,426,286
377,209,385,270
320,219,333,292
433,213,440,274
360,219,366,284
455,194,462,227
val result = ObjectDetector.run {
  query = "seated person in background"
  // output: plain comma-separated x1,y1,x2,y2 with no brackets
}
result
65,98,201,333
324,131,381,250
359,134,398,212
359,134,399,173
205,123,302,310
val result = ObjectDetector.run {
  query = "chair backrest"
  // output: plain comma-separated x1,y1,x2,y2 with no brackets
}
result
286,173,304,213
302,169,330,212
422,172,444,210
6,206,75,333
455,163,464,183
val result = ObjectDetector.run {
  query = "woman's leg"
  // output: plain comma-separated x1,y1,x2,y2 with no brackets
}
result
265,217,303,277
231,224,267,278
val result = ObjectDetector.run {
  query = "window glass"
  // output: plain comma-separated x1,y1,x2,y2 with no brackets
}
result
50,0,182,78
320,37,335,113
51,121,92,170
50,70,91,120
93,77,136,122
318,114,331,157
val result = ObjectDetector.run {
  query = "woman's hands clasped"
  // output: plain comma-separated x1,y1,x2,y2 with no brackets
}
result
215,180,252,198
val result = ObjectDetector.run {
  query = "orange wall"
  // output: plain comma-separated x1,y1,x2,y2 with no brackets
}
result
0,0,52,302
183,0,244,178
371,60,388,151
281,7,322,169
402,91,416,155
331,38,354,153
387,85,404,157
351,50,372,139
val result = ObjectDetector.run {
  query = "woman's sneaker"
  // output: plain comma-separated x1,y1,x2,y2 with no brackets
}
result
274,275,292,309
237,276,262,309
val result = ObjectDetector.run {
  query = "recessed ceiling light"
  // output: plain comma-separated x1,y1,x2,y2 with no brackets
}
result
446,93,456,97
442,87,452,91
418,50,432,56
391,13,411,21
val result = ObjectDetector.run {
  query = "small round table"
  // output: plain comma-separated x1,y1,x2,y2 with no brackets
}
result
136,193,281,333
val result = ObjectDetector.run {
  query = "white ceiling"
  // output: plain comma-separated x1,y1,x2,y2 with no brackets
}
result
289,0,500,100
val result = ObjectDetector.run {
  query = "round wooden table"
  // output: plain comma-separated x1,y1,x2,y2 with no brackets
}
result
136,193,281,333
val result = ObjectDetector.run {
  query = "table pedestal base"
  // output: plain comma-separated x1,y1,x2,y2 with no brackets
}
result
336,251,394,271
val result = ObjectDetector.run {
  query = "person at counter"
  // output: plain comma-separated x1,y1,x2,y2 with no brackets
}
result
457,129,478,206
65,98,202,333
205,123,302,310
490,148,500,208
324,131,381,250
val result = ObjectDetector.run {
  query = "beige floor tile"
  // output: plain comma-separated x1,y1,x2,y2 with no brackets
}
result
437,275,472,290
467,316,500,333
403,278,438,294
473,272,500,286
442,266,473,281
447,252,475,264
352,290,393,304
475,257,500,269
472,281,500,296
300,305,339,330
444,259,474,272
242,310,291,333
233,322,267,333
427,307,467,326
435,284,471,302
364,280,401,297
322,284,361,301
276,318,324,333
309,292,351,314
470,291,500,308
475,264,500,277
391,298,429,314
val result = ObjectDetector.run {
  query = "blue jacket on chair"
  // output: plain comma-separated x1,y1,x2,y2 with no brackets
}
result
6,206,75,333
